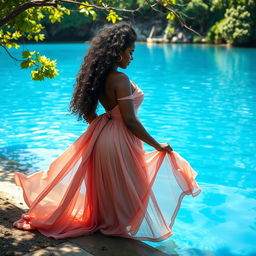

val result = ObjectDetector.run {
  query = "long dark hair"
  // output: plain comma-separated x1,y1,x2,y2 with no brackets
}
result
68,21,137,123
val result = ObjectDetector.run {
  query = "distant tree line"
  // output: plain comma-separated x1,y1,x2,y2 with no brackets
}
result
176,0,256,46
41,0,256,46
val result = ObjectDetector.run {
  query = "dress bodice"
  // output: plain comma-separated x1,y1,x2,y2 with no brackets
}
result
105,81,144,119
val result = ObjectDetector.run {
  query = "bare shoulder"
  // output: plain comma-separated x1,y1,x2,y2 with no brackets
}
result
106,71,132,96
106,70,130,86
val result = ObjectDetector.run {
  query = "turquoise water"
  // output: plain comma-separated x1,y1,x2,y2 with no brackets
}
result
1,43,255,256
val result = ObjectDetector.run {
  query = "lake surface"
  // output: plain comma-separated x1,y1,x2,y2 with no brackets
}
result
1,43,255,256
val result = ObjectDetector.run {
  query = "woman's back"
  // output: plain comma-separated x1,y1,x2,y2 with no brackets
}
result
98,70,136,112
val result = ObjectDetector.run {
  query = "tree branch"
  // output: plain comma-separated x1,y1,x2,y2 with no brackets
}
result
59,0,141,13
0,45,22,61
144,0,165,14
0,0,201,37
0,0,58,27
0,0,142,27
156,0,202,37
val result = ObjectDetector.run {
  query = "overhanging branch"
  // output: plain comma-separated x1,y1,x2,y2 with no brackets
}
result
0,0,141,28
60,0,141,13
0,0,201,37
156,0,201,36
0,0,58,27
0,45,22,61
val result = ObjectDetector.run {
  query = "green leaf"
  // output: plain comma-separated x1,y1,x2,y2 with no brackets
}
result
20,59,31,69
22,50,36,59
22,50,31,58
106,10,122,23
166,13,175,20
31,70,45,81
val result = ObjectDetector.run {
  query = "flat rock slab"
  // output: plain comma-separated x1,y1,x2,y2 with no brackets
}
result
69,231,170,256
24,242,93,256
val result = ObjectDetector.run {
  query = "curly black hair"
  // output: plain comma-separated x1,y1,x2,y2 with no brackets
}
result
68,21,137,124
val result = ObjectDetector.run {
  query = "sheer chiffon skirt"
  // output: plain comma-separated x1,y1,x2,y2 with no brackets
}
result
13,111,201,241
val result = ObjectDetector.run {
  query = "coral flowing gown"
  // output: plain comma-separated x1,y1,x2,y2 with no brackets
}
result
13,81,201,241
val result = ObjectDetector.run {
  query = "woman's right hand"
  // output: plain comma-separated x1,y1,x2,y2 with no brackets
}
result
155,143,173,152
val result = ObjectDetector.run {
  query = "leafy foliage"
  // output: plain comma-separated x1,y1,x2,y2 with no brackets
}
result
181,0,256,45
221,5,254,45
182,0,209,33
164,20,175,38
0,1,71,80
20,50,59,80
205,19,225,44
106,10,122,23
79,1,97,20
0,0,135,81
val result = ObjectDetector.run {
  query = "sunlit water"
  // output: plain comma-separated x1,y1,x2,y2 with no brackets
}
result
0,43,255,256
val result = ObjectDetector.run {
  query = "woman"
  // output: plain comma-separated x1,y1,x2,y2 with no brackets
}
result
13,21,201,241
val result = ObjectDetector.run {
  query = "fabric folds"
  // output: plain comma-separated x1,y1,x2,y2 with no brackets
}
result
13,81,201,241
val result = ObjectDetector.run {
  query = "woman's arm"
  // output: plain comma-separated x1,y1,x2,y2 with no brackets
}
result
125,118,161,149
114,73,170,151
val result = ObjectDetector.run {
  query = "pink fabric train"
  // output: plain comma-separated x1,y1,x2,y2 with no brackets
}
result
13,81,201,241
